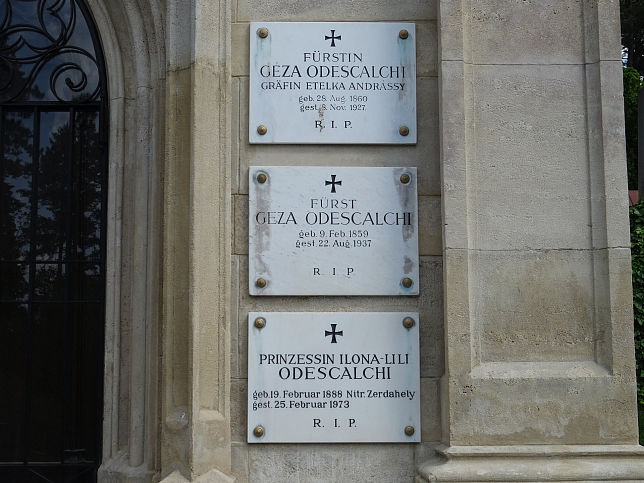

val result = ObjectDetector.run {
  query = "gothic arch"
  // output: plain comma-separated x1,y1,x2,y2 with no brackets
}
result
83,1,234,481
84,0,165,480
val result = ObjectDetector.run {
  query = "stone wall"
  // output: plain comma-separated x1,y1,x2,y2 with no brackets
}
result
230,1,442,481
88,0,644,481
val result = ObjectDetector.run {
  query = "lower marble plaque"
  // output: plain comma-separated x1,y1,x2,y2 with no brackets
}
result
247,312,420,443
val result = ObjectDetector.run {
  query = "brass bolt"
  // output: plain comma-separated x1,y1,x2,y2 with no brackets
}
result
256,277,267,288
402,317,415,329
399,29,409,40
257,125,268,135
253,425,265,437
404,425,415,436
254,317,266,329
399,126,410,136
257,28,269,38
257,172,267,184
400,173,411,184
402,277,413,288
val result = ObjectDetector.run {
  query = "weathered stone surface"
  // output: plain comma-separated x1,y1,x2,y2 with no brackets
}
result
471,249,595,363
420,378,442,442
418,444,644,482
430,1,640,480
230,443,249,483
247,444,416,482
467,1,585,64
469,64,591,250
236,0,437,22
447,375,638,446
231,77,241,194
230,378,247,443
418,195,442,256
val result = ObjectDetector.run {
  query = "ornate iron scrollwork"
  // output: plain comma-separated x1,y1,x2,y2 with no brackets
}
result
0,0,103,103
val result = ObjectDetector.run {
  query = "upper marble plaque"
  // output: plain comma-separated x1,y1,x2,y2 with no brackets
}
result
249,22,416,144
249,166,419,296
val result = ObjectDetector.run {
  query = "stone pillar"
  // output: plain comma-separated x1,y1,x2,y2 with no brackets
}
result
161,0,235,481
417,1,644,480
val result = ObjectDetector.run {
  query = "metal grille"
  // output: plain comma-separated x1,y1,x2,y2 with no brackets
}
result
0,1,107,482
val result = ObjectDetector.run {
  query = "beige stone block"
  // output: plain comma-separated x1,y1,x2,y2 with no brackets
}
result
437,0,464,61
420,377,441,442
467,0,584,64
583,1,623,63
233,195,248,256
231,256,242,378
593,248,637,373
231,23,249,77
439,61,468,250
470,64,592,250
418,258,444,379
167,0,193,72
585,61,631,251
470,249,595,364
231,443,249,483
416,21,438,77
237,256,444,378
237,0,436,22
418,195,442,256
230,378,248,442
232,78,241,194
247,444,416,481
414,442,442,465
596,61,631,249
239,77,439,196
417,445,644,482
442,248,474,371
447,375,638,445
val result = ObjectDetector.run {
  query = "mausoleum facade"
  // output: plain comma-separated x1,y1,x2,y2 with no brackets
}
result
2,0,643,481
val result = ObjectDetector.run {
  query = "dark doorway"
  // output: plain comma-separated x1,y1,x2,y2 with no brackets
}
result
0,0,108,481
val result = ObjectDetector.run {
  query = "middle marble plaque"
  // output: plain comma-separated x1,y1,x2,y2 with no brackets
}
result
248,166,419,296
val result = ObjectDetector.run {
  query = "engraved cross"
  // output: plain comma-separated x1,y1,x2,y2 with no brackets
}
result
325,324,343,344
325,174,342,193
325,29,341,47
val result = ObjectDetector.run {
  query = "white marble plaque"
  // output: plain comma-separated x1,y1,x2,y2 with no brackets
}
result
247,312,421,443
249,22,416,144
249,166,419,296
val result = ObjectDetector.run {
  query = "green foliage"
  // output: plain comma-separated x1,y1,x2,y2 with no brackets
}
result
621,0,644,72
629,203,644,417
624,67,643,189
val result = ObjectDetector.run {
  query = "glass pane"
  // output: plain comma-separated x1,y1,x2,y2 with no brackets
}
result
28,304,64,462
0,262,29,301
0,303,27,462
63,303,100,464
33,263,65,301
69,263,101,301
1,110,33,261
0,466,96,483
0,0,102,103
35,111,70,261
0,0,106,477
72,110,101,260
33,263,101,301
